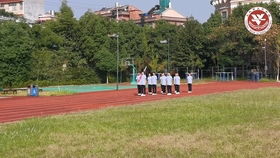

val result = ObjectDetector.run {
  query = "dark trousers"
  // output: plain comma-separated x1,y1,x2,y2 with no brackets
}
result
167,85,172,94
152,85,157,93
188,84,192,92
174,85,180,92
161,85,166,93
148,85,152,93
137,85,141,94
141,85,146,94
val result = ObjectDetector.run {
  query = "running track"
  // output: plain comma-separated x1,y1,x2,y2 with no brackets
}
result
0,81,279,123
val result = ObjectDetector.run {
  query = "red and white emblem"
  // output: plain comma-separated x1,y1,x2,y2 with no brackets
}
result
244,7,272,35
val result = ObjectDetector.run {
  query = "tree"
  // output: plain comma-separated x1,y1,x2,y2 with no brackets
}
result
95,47,116,83
78,12,116,81
173,20,205,71
0,9,17,18
255,24,280,79
0,22,33,87
228,2,280,76
203,12,222,34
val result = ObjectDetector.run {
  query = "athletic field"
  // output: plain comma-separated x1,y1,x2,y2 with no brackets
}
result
0,81,279,157
0,81,279,123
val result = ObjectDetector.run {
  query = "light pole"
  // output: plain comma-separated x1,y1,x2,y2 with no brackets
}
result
108,33,119,90
115,2,119,22
264,38,268,77
277,52,280,82
160,38,170,72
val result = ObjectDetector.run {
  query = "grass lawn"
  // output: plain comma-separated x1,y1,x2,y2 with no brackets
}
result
0,88,279,158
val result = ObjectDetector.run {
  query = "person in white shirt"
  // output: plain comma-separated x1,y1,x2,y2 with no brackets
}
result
187,73,193,93
151,73,158,95
166,73,173,95
160,73,167,94
147,73,152,95
174,73,181,94
136,73,141,96
140,72,147,96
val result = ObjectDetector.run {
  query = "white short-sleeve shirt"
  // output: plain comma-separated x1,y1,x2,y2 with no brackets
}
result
151,75,157,85
136,75,141,85
187,76,193,84
166,76,172,86
160,76,167,86
148,76,152,85
174,76,180,85
140,75,147,85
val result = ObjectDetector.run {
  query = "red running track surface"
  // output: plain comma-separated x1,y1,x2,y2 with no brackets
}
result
0,81,279,123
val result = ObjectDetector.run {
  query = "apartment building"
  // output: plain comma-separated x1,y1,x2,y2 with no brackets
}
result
135,0,187,27
37,10,55,23
94,5,142,21
94,0,187,27
0,0,44,22
211,0,280,19
0,0,24,15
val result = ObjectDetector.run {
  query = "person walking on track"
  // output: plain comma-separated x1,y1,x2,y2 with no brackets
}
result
136,73,141,96
139,72,147,96
174,73,181,94
151,73,158,95
147,73,152,95
166,73,173,95
187,73,193,93
160,73,167,94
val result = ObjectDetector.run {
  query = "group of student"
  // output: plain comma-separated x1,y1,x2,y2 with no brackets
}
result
136,72,193,97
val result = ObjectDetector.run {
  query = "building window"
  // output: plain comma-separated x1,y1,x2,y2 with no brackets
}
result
20,2,23,10
221,11,228,21
9,3,17,11
9,3,16,6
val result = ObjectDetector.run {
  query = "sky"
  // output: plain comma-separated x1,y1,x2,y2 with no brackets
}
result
45,0,215,23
